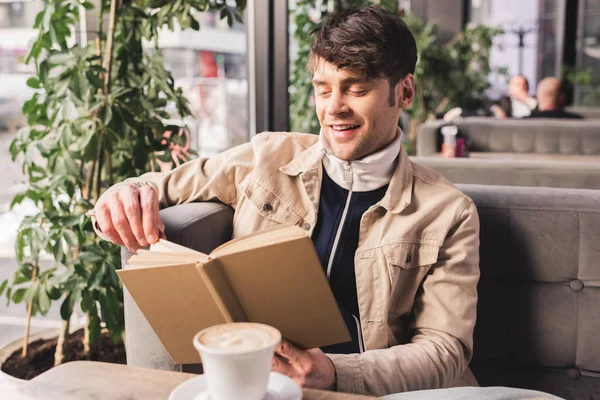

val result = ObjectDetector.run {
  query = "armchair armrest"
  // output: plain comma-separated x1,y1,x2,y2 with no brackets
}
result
121,202,234,372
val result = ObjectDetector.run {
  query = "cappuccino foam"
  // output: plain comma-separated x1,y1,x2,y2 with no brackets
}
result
196,323,279,353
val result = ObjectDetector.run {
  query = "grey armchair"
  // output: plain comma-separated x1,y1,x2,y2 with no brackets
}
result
121,186,600,399
121,202,233,373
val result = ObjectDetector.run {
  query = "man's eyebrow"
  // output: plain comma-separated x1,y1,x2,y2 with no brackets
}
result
311,77,371,85
341,77,370,85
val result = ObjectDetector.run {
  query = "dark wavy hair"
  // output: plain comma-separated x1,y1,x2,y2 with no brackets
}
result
309,6,418,105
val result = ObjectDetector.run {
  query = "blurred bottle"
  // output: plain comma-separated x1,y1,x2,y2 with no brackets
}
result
441,125,458,158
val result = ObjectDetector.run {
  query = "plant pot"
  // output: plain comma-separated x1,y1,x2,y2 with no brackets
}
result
0,326,126,381
0,328,60,385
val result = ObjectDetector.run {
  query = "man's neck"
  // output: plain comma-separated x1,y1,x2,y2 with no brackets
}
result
319,128,402,192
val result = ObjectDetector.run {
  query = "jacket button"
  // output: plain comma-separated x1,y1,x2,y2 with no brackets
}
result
262,203,273,212
569,280,584,292
302,223,311,230
405,253,412,264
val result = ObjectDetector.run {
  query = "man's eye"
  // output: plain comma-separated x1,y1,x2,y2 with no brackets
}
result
317,91,331,97
350,90,368,96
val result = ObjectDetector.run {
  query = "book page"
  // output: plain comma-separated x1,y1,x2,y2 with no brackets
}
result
214,235,351,349
150,239,208,256
129,250,204,265
117,262,228,364
210,224,306,258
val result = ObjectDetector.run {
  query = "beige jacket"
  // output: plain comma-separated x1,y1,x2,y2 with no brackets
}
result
98,132,480,397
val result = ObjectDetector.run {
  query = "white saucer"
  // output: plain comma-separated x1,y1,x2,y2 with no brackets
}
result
169,371,302,400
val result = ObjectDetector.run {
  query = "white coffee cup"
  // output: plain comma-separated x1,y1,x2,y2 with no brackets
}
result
193,322,282,400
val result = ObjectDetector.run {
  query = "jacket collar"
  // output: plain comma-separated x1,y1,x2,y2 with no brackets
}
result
279,135,413,214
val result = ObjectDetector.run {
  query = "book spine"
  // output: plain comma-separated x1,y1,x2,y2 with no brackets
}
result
196,260,249,323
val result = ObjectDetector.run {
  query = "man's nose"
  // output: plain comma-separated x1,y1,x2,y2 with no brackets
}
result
325,92,349,115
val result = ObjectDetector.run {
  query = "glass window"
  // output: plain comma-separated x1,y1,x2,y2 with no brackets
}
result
0,0,45,347
575,0,600,105
536,0,561,79
154,10,249,158
470,0,493,25
538,18,559,78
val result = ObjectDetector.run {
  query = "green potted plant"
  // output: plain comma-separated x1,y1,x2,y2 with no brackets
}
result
1,0,246,380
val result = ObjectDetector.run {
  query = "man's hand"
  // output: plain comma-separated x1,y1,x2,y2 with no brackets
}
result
272,340,336,390
94,184,165,251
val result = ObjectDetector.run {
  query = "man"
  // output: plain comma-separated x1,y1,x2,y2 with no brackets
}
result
527,77,583,119
91,6,480,397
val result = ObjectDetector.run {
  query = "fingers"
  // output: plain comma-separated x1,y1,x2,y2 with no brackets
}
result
111,191,141,252
122,186,147,247
95,199,124,247
139,185,161,244
275,340,313,375
94,184,162,250
272,356,305,386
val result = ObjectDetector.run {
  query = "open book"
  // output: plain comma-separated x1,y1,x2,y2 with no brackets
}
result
117,224,351,364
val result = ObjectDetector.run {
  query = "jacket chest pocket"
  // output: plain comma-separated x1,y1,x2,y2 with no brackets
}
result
236,180,303,234
383,241,440,315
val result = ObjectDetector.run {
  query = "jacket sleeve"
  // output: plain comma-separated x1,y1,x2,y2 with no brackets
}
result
90,141,256,238
97,141,256,207
327,200,480,397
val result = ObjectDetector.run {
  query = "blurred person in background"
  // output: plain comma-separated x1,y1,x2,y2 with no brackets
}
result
527,77,583,119
491,74,537,118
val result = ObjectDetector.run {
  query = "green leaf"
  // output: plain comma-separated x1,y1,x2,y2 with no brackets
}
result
48,285,61,300
14,275,30,285
81,1,94,10
81,291,92,313
63,229,78,246
88,312,101,344
63,215,81,227
60,291,79,320
10,192,26,210
12,288,27,304
24,283,38,303
47,53,71,65
103,106,113,126
190,17,200,31
79,251,104,263
0,280,7,296
27,77,42,89
86,70,103,89
89,263,106,290
38,287,51,315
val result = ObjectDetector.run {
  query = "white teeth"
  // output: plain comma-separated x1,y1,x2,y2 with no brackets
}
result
332,125,358,131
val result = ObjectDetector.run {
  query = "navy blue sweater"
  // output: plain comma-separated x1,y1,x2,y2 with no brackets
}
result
313,169,388,354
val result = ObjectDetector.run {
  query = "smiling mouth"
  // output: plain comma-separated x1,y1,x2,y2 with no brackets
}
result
330,124,360,132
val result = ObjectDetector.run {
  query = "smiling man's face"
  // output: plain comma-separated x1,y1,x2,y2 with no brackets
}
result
312,58,413,161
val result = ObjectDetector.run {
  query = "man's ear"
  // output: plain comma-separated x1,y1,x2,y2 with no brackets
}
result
396,74,415,108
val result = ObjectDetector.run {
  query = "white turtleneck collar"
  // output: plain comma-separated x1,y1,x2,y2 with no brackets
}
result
319,127,402,192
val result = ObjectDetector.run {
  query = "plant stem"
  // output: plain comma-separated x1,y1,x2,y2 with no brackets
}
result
84,313,91,355
54,319,70,367
106,150,113,187
84,37,103,201
95,143,104,202
21,262,38,358
103,0,118,95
